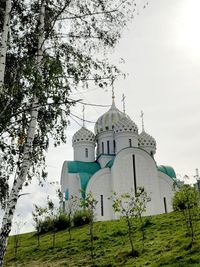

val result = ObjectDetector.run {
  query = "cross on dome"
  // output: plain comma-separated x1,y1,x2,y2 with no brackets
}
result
111,76,115,105
82,105,85,127
122,93,126,113
140,110,144,131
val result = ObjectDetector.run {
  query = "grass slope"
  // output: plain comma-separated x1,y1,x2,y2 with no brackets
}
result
4,212,200,267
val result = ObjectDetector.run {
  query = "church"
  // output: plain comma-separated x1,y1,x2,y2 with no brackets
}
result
60,94,177,221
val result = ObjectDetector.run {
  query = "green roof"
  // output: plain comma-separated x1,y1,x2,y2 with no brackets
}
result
67,161,101,175
105,157,115,168
79,172,91,200
157,165,176,179
67,161,101,200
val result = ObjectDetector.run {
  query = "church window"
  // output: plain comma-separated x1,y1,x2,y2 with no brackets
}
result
102,142,104,154
129,139,132,147
163,197,167,213
113,140,116,153
100,195,104,216
107,140,110,154
85,148,88,158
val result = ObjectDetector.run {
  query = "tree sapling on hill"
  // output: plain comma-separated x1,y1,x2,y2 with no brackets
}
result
112,187,150,256
173,184,200,247
84,192,98,264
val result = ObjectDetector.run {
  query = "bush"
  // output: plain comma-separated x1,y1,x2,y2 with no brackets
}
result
36,214,70,234
37,217,54,234
73,209,90,227
54,213,70,231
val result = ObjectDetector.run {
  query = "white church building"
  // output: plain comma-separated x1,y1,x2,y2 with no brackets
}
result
61,96,177,221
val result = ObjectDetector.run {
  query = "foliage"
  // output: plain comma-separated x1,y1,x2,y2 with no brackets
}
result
73,209,90,227
85,192,98,263
32,204,48,246
35,213,70,234
112,187,150,256
0,0,147,263
4,212,200,267
173,184,200,246
54,213,70,231
0,0,142,208
63,194,79,240
32,197,69,249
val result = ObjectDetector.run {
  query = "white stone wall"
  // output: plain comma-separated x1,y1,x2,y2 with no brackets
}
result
111,147,163,217
60,161,68,194
158,171,175,213
139,145,156,156
97,154,114,168
86,168,114,221
60,161,82,212
61,148,175,221
115,132,138,153
97,131,115,155
73,141,95,162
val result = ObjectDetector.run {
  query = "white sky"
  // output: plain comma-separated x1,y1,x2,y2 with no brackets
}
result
1,0,200,234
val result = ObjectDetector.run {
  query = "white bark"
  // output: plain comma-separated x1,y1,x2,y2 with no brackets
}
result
0,0,12,89
0,1,46,265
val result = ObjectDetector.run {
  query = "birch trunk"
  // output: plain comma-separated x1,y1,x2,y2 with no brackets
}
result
0,0,11,89
0,1,46,265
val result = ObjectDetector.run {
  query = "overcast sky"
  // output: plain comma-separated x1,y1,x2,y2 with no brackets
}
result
1,0,200,234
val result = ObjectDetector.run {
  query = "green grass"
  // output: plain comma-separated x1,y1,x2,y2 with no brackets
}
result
3,212,200,267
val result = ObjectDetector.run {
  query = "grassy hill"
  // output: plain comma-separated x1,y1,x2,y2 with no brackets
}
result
3,212,200,267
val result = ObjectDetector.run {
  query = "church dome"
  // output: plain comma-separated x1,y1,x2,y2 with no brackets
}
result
114,116,138,134
138,131,156,148
94,102,126,135
72,127,95,144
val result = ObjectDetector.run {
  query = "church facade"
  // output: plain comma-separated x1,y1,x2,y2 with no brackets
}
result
60,98,177,221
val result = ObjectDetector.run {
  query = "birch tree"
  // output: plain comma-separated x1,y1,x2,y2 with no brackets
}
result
0,0,147,264
0,0,11,88
0,1,46,264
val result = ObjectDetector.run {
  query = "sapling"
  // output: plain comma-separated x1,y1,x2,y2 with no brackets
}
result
85,192,98,264
112,187,150,256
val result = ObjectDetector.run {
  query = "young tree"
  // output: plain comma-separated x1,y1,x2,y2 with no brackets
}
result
85,192,98,264
12,214,26,265
33,197,63,248
32,205,48,247
134,187,150,247
65,195,79,241
0,0,146,264
173,184,200,246
112,187,150,256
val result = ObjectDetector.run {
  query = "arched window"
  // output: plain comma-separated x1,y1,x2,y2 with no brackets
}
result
85,148,88,158
102,142,104,154
107,140,110,154
100,195,104,216
129,139,132,147
163,197,167,213
113,140,116,153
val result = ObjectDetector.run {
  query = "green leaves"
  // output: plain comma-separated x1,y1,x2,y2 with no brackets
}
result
172,184,200,245
173,185,200,212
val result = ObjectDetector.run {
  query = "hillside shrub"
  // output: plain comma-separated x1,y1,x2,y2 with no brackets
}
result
36,214,70,234
54,213,70,231
37,217,54,234
173,185,200,245
73,210,90,227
